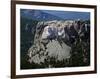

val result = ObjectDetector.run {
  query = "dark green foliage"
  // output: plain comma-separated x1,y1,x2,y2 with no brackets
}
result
69,38,90,67
20,17,38,69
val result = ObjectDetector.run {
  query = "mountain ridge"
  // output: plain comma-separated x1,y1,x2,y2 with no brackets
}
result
21,9,63,21
21,9,90,21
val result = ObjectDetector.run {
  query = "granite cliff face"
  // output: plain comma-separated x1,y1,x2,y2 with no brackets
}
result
27,21,72,64
26,20,90,68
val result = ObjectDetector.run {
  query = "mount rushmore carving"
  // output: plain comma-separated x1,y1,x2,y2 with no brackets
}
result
25,20,90,68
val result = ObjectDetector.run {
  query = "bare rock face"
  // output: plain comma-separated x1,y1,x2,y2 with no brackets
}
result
46,40,71,61
27,20,73,65
27,20,90,67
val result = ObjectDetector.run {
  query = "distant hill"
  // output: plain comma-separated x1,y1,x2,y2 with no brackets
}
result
21,9,63,21
21,9,90,21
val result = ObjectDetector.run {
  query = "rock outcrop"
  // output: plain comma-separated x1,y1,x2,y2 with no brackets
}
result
27,20,90,67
